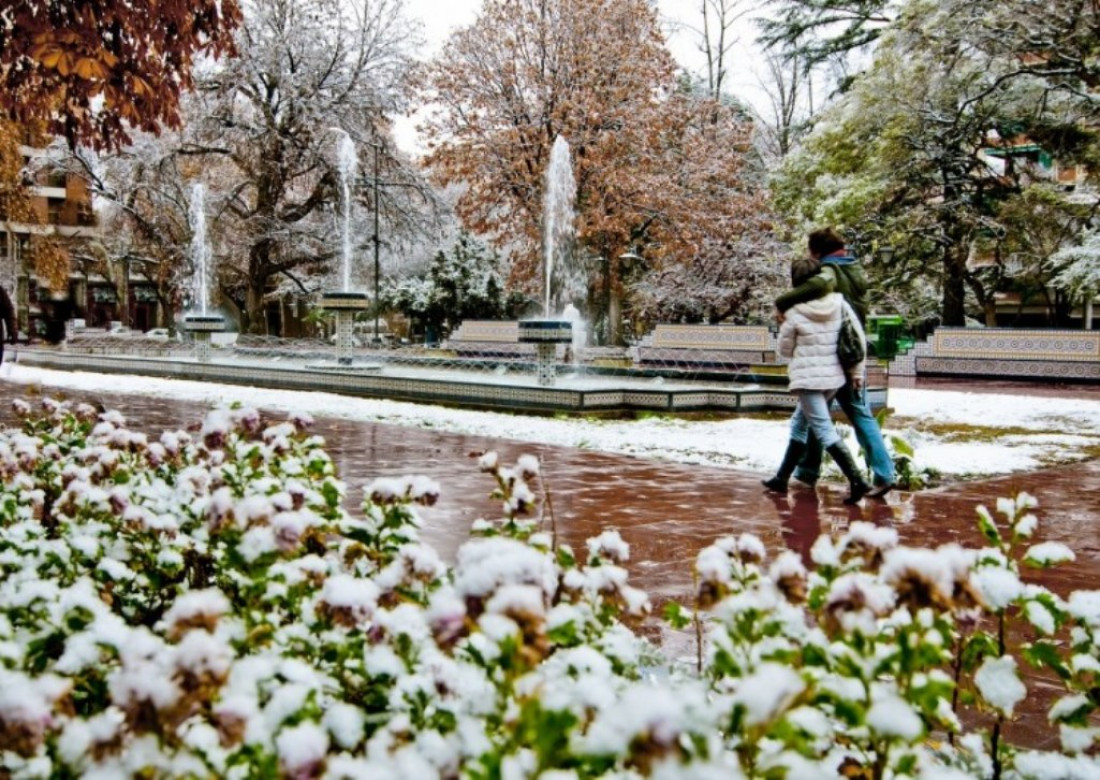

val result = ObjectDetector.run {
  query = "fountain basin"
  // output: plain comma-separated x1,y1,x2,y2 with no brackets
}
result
182,314,227,333
517,319,573,344
305,361,385,374
322,291,371,311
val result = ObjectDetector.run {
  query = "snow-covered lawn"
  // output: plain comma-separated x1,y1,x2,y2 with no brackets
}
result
5,364,1100,481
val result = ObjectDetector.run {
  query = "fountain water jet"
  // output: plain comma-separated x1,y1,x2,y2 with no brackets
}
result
189,184,210,315
518,135,578,386
182,183,225,361
336,133,357,292
318,129,374,369
543,135,579,316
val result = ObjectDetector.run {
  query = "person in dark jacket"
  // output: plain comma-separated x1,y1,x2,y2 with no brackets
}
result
764,255,872,505
0,285,16,365
774,227,895,498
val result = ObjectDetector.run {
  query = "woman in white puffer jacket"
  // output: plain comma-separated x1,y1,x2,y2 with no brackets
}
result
763,256,871,504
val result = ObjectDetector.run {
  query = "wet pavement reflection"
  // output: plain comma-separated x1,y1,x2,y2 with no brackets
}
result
3,380,1098,750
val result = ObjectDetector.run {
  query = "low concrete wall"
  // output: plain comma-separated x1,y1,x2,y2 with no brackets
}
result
14,348,888,416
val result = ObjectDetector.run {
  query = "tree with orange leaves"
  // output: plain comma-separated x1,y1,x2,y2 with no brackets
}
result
0,119,74,295
0,0,241,151
422,0,776,343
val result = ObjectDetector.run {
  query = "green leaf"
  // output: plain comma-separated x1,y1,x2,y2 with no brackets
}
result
1021,641,1072,680
664,601,693,630
890,435,914,458
556,544,576,569
975,506,1002,547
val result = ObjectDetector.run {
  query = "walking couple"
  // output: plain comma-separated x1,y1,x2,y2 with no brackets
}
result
763,227,895,505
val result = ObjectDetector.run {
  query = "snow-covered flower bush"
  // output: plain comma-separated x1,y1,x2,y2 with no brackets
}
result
0,398,1097,778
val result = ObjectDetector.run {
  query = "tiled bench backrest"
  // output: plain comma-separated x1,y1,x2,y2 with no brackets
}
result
932,328,1100,362
650,324,772,351
449,320,520,343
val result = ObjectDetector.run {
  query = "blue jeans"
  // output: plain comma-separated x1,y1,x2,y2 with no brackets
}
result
789,389,841,448
793,378,895,486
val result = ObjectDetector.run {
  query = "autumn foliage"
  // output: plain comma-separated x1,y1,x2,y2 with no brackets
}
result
422,0,773,330
0,0,242,151
0,119,71,289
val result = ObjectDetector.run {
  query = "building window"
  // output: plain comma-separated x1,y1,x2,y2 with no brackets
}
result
91,286,118,304
132,286,158,303
47,198,62,224
45,169,67,188
77,201,95,226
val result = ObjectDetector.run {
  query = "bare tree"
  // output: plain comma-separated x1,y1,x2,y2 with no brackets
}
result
174,0,439,332
689,0,755,102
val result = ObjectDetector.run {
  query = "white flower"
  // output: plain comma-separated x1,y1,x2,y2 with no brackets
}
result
276,721,329,775
1067,591,1100,628
1024,542,1075,568
974,656,1026,716
731,663,805,727
971,567,1023,611
866,693,923,741
477,451,499,471
1059,724,1100,754
1049,694,1090,723
587,530,630,564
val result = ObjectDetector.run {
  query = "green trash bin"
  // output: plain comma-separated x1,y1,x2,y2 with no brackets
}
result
867,315,904,360
876,322,901,360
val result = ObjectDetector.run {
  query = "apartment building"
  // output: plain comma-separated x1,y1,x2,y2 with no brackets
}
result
0,141,97,338
0,139,160,336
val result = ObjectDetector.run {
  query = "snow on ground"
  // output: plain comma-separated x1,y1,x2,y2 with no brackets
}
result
4,365,1100,481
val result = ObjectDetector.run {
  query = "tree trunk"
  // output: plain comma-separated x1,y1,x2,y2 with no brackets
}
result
244,283,265,335
245,239,272,335
608,281,622,345
941,243,967,326
983,300,997,327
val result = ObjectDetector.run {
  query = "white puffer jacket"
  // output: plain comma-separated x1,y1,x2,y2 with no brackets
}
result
777,292,865,391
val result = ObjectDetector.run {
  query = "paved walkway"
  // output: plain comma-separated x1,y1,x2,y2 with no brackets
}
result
2,381,1095,597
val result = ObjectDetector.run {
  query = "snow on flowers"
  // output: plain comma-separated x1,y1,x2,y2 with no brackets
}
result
0,398,1098,777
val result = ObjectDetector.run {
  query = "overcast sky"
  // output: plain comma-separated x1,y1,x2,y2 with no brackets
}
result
394,0,766,153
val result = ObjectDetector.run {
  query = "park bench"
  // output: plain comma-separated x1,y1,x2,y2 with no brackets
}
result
889,327,1100,382
443,320,539,359
635,324,776,370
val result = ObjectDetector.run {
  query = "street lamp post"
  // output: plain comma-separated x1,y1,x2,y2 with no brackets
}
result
371,141,381,346
353,138,423,347
610,249,642,345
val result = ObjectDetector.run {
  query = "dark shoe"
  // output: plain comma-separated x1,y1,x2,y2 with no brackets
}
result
844,481,870,505
763,439,808,494
762,476,789,493
791,474,818,489
866,482,894,499
825,443,872,505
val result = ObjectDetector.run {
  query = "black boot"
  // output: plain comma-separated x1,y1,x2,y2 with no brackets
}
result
762,439,808,493
826,443,872,505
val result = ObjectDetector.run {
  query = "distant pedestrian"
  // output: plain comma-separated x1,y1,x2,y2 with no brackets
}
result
763,255,872,505
774,228,895,498
0,284,16,365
